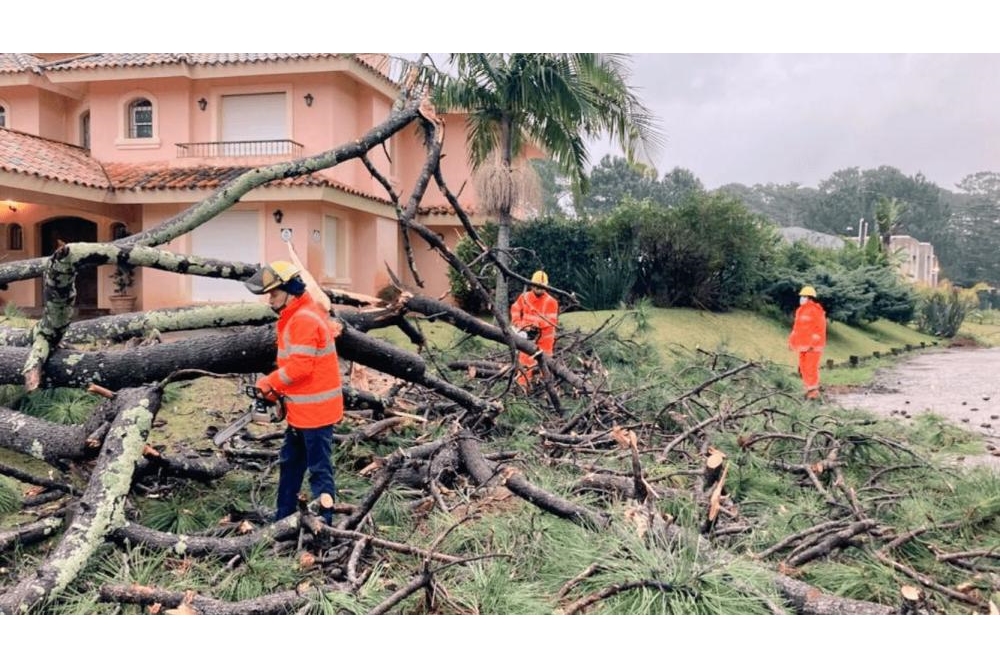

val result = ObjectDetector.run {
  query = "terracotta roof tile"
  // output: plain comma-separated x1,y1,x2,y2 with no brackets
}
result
102,163,378,199
0,128,463,214
0,53,46,74
42,53,347,71
0,127,109,187
32,53,396,87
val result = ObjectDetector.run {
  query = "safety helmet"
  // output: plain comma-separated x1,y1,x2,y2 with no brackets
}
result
531,270,549,286
245,260,301,295
799,285,817,298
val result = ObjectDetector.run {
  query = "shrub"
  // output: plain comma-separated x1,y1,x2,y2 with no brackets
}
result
915,281,974,337
573,242,638,310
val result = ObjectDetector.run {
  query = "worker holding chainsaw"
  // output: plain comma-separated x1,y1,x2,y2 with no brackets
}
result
245,260,344,524
510,270,559,388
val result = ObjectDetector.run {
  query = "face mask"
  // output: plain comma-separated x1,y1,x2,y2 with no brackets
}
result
269,290,290,313
799,297,809,306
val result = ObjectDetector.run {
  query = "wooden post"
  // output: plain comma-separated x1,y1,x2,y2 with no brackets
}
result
826,359,834,369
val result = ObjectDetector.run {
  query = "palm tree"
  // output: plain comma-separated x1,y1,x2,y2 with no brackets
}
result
431,53,664,316
874,195,906,254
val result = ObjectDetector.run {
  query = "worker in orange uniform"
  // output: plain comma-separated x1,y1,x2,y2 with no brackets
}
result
510,270,559,388
245,260,344,524
788,285,827,400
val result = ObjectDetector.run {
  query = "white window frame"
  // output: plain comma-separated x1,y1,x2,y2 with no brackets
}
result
116,90,159,148
322,215,350,283
0,99,8,128
128,98,153,138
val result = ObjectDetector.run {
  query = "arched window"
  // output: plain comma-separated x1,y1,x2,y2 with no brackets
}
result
80,110,91,149
127,98,153,138
111,221,129,240
9,223,23,251
0,104,6,128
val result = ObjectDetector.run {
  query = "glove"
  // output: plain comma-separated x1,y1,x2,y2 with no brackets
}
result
515,329,528,339
256,378,279,403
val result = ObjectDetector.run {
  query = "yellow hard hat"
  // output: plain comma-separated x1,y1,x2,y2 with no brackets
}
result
531,270,549,286
245,260,301,294
799,285,817,298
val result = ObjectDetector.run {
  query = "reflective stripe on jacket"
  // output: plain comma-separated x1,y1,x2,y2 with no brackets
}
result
510,291,559,350
266,292,343,428
788,299,827,352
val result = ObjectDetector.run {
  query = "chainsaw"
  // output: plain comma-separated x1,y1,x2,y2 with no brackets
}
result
213,385,286,445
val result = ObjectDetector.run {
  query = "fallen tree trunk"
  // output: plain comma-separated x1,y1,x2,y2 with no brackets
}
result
19,96,428,390
0,386,162,614
773,574,895,615
457,431,610,530
98,582,349,614
0,517,64,553
0,328,275,390
0,303,277,347
0,401,120,463
405,294,593,395
111,516,302,558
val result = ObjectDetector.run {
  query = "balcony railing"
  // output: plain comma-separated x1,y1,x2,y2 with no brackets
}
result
176,139,304,159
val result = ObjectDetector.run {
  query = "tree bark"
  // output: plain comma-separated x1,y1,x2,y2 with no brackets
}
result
98,582,349,614
773,574,895,615
18,96,427,389
457,432,610,530
0,386,162,614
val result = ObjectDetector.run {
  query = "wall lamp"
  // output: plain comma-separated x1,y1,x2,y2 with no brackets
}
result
272,209,284,224
197,98,208,111
304,93,314,107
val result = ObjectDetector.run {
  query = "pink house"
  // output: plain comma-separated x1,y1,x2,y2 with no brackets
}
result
0,53,480,315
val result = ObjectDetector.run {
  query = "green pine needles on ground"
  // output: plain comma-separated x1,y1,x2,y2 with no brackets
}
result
3,310,999,615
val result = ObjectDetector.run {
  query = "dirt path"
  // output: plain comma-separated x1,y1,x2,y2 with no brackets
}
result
830,346,1000,472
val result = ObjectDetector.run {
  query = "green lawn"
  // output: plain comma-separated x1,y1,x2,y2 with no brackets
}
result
378,304,1000,389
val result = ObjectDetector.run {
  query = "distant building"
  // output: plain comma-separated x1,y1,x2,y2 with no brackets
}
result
889,235,939,287
776,226,846,250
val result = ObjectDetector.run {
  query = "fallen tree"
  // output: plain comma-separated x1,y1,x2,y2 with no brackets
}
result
1,69,998,617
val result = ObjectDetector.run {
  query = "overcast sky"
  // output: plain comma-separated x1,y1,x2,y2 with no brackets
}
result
584,53,1000,192
20,4,998,194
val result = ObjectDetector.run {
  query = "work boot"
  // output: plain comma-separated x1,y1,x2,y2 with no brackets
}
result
805,389,821,400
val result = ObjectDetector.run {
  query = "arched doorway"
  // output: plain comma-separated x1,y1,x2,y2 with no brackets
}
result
39,217,98,308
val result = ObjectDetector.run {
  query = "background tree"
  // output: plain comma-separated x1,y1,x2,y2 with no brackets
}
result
581,155,661,217
658,167,705,208
432,53,664,314
581,158,704,217
529,158,573,220
947,182,1000,285
594,194,779,311
716,181,818,228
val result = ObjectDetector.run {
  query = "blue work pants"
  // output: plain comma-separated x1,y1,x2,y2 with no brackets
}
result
275,424,335,524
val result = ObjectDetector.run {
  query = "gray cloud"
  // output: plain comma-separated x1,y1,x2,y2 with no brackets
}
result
591,54,1000,191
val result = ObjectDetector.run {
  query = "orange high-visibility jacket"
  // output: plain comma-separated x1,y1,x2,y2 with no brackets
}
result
510,290,559,353
263,292,343,428
788,299,827,352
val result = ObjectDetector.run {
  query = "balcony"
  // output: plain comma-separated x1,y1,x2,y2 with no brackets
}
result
176,140,304,159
